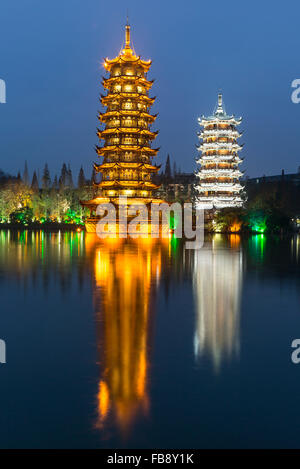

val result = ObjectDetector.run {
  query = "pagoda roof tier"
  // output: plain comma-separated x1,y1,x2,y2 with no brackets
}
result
199,116,242,125
98,180,159,190
198,94,242,126
96,144,159,156
95,162,160,172
101,92,155,105
104,56,151,72
97,127,158,139
99,110,157,123
196,197,243,209
103,75,154,90
104,54,152,73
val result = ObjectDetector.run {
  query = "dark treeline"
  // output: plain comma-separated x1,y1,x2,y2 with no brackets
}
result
0,162,96,225
213,178,300,233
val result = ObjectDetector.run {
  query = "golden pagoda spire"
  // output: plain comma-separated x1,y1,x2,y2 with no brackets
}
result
125,15,131,49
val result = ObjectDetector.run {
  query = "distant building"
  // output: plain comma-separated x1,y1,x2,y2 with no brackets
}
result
247,168,300,186
154,155,196,201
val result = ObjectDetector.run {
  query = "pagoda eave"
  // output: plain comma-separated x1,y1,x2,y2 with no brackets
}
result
95,162,160,172
98,180,159,190
101,93,155,105
99,110,157,122
97,128,158,138
104,55,152,72
103,76,154,89
96,145,159,156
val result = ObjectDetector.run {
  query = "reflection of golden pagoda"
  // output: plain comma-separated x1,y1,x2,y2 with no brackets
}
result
86,236,168,433
82,22,164,232
193,235,243,371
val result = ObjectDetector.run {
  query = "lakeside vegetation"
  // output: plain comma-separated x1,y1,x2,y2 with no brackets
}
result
0,164,94,229
211,179,300,234
0,165,299,233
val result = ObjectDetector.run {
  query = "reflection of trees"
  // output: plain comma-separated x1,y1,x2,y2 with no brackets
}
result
85,236,169,434
193,235,243,371
0,230,88,292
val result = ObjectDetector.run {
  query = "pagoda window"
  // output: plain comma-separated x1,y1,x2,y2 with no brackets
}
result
111,66,121,77
124,66,134,76
114,85,121,93
124,84,133,93
123,100,133,110
123,118,133,127
123,137,134,144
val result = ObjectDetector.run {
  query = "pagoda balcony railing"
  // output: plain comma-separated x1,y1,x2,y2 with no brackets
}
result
199,129,240,138
202,124,236,130
105,140,150,146
200,142,242,150
103,177,152,182
200,169,243,176
106,123,148,130
199,154,238,161
105,158,154,164
111,90,148,97
199,182,242,190
201,140,237,146
197,196,237,202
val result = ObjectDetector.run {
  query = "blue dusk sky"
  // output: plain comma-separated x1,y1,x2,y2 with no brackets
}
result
0,0,299,181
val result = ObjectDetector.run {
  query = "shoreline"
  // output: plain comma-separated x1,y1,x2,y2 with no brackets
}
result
0,225,298,237
0,223,84,232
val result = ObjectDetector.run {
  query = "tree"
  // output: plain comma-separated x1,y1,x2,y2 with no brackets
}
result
164,154,172,179
10,207,33,225
214,207,245,232
23,161,29,186
59,163,68,189
0,180,33,221
31,171,39,192
67,164,73,188
42,163,51,189
78,166,86,188
173,161,177,178
91,166,97,184
52,175,58,190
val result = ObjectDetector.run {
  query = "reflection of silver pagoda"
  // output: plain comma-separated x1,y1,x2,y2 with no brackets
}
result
195,93,244,209
193,236,243,371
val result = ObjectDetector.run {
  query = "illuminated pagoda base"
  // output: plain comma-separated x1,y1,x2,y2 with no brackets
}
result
82,21,165,234
195,93,244,210
82,196,167,234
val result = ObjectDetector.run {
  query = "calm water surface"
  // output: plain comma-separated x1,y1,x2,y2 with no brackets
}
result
0,230,299,448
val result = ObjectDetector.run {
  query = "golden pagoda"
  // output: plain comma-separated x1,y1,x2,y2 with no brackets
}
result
82,21,163,232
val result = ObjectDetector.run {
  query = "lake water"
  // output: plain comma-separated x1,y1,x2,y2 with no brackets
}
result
0,230,299,448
